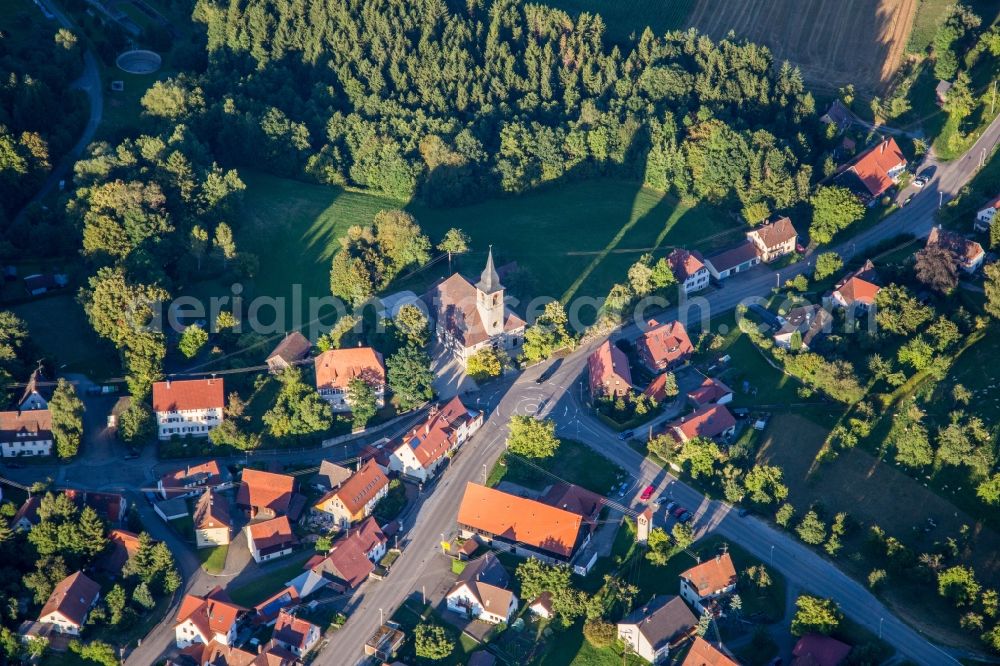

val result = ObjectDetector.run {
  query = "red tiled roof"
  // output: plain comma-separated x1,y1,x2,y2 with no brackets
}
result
247,516,298,553
667,249,706,282
927,226,985,265
0,409,52,439
314,535,375,589
63,489,125,523
682,636,740,666
748,217,798,249
849,137,906,197
101,529,142,572
587,341,632,396
152,378,225,413
314,347,385,392
425,273,525,348
643,374,675,402
705,241,759,273
638,319,694,368
457,483,584,559
680,553,737,596
833,276,880,306
273,610,317,651
159,460,229,496
539,483,604,526
668,404,736,442
792,634,852,666
395,397,479,469
315,459,389,516
12,495,40,527
346,516,387,555
194,489,231,530
237,469,296,515
39,571,100,627
686,377,732,407
176,587,245,639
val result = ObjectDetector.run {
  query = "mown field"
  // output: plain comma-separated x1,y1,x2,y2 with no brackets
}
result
232,171,740,325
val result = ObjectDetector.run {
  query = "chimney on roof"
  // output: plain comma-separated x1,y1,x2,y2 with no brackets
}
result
166,379,171,388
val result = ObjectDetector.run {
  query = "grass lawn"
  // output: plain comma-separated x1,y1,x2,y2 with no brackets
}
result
535,623,646,666
488,439,625,495
538,0,695,45
10,295,120,379
229,172,739,328
228,551,314,606
198,545,229,574
168,514,194,543
388,600,479,665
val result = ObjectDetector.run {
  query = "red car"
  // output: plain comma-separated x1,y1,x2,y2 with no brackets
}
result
640,485,656,501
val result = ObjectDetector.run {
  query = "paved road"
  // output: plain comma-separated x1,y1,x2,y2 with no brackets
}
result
12,0,103,225
311,118,1000,666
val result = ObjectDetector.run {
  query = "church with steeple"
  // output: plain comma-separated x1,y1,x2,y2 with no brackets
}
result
424,248,526,366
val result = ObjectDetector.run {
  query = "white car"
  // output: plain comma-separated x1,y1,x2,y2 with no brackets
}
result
913,177,927,188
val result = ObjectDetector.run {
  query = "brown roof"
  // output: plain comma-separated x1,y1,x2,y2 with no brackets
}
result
539,483,604,525
425,272,525,348
449,552,514,616
315,459,389,516
705,241,760,273
775,305,832,348
314,347,385,392
748,217,798,249
621,595,696,651
457,483,584,559
194,489,231,530
181,638,300,666
39,571,100,626
176,587,245,639
247,516,298,554
0,409,52,439
638,319,694,368
100,529,142,573
668,404,737,442
686,377,733,406
849,137,906,197
267,332,312,364
396,397,479,469
315,460,353,490
587,341,632,396
682,636,740,666
152,378,225,412
792,634,852,666
160,460,230,496
237,469,296,515
63,489,126,522
347,516,387,554
680,553,737,596
833,276,880,306
313,534,375,589
273,610,318,651
12,495,41,527
667,248,706,282
927,226,985,265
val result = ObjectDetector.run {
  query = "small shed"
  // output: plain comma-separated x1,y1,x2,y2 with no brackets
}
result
936,79,953,105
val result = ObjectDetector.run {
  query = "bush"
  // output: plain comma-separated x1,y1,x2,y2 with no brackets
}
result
583,618,616,647
414,622,454,660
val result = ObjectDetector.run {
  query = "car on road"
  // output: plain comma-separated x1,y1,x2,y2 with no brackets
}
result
535,358,563,384
671,506,688,518
618,430,633,441
640,485,655,501
616,483,629,498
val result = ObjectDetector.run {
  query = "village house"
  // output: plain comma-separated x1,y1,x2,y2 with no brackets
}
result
364,624,406,663
297,517,388,594
266,331,312,373
18,368,51,410
746,217,798,263
828,260,881,312
314,460,354,492
667,248,710,295
272,609,321,657
681,636,740,666
176,639,301,666
445,552,519,624
637,319,694,373
617,595,696,664
456,482,590,565
158,460,232,499
773,305,833,351
686,377,733,408
236,469,305,521
819,99,852,133
246,516,299,563
527,592,554,620
30,571,100,636
63,489,128,526
314,346,386,412
837,137,907,202
11,496,40,531
665,404,737,444
926,226,985,273
98,529,142,575
424,248,526,366
193,489,231,549
0,409,53,457
387,396,483,483
792,634,853,666
587,340,633,398
975,195,1000,231
174,587,246,648
704,241,761,281
152,378,225,440
679,553,738,616
312,459,390,530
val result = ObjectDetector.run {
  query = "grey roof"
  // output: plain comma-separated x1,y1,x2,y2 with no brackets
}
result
316,460,354,491
620,595,696,651
267,331,312,364
475,247,503,295
457,552,509,589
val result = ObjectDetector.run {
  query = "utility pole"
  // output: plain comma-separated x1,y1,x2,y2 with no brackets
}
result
482,463,487,484
992,80,997,115
879,617,884,639
770,544,775,565
939,192,944,209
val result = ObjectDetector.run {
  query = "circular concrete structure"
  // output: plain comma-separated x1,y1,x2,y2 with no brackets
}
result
116,49,162,74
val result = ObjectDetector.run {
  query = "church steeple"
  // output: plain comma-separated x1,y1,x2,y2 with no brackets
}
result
476,246,503,295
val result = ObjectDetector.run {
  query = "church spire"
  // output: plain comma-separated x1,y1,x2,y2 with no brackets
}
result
476,245,502,295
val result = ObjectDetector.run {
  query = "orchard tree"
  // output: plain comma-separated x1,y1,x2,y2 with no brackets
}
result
263,367,333,438
414,623,454,661
387,345,434,410
791,595,842,636
507,415,559,459
394,304,429,347
437,227,470,270
796,510,827,545
809,186,864,244
49,379,84,459
346,378,378,430
939,566,981,606
813,252,843,280
977,474,1000,505
178,324,208,359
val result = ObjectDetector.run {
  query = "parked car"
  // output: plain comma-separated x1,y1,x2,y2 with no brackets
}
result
654,496,669,506
678,511,693,523
665,501,678,513
617,483,629,498
640,485,655,501
912,176,927,188
618,430,633,441
671,506,688,518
